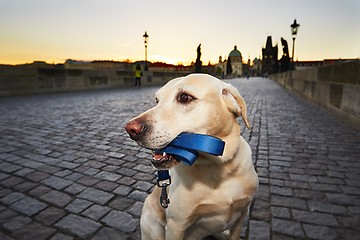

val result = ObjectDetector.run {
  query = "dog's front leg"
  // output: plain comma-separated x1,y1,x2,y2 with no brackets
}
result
165,219,186,240
141,189,166,240
228,206,249,240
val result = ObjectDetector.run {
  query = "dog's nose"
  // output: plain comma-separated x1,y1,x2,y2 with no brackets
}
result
125,120,147,140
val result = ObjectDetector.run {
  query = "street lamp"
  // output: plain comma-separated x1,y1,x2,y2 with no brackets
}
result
143,31,149,71
290,19,300,63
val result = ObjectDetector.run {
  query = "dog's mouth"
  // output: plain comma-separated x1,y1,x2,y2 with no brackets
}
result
151,151,180,170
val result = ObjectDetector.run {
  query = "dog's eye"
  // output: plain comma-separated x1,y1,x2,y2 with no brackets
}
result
177,93,194,103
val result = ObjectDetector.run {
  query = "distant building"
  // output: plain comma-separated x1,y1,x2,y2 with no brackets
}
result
252,57,262,75
64,60,131,70
228,46,243,76
262,36,278,74
215,56,226,78
149,62,192,72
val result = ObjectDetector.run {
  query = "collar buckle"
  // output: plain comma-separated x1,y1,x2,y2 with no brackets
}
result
157,177,171,187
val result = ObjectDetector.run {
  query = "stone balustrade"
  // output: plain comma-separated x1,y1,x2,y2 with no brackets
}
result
269,60,360,130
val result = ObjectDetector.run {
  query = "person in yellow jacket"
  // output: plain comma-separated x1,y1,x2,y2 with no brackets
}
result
134,64,142,87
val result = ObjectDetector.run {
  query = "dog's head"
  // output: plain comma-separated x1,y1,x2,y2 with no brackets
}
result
125,74,250,169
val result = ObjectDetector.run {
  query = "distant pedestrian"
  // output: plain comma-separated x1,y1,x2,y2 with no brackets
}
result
134,64,142,87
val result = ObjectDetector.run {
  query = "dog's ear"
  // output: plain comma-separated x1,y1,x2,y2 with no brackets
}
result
222,83,251,129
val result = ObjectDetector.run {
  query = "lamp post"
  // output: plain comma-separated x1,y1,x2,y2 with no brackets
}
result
290,19,300,63
143,31,149,71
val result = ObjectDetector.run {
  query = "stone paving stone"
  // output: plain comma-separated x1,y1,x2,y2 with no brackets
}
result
326,193,360,206
133,164,154,173
309,182,342,193
12,221,56,240
50,233,74,240
101,210,138,233
293,189,327,201
271,196,307,209
13,181,38,193
2,215,32,232
20,160,45,169
25,171,51,182
252,199,270,221
94,171,122,182
269,186,293,197
106,151,126,159
76,175,101,186
2,164,22,173
28,185,51,196
308,200,349,215
54,169,73,177
78,187,114,205
128,201,144,217
82,204,111,220
116,167,137,177
113,185,132,196
65,198,92,213
128,190,148,202
10,196,47,216
132,181,153,192
0,232,15,240
64,172,83,181
55,161,79,170
303,224,337,240
94,180,119,192
84,168,100,176
284,180,310,190
248,220,270,240
119,176,137,186
0,209,18,226
0,176,23,188
35,206,66,226
271,206,291,219
109,196,135,211
55,214,101,238
41,175,73,190
40,190,72,207
337,215,360,230
292,209,338,226
64,183,87,195
133,172,155,181
0,192,26,205
289,173,318,182
272,218,305,238
92,227,128,240
0,172,10,181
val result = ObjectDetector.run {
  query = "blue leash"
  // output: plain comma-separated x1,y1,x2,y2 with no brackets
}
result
155,133,225,208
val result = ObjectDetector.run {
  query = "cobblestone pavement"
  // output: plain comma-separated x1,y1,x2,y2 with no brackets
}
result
0,77,359,240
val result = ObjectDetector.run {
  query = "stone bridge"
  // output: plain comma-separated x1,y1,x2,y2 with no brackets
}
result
0,77,359,239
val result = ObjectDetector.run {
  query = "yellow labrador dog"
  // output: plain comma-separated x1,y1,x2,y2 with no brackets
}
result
125,74,258,240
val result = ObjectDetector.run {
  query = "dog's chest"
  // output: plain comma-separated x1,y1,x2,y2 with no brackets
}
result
167,182,251,233
178,199,248,238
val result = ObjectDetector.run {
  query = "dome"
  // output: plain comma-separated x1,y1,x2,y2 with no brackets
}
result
229,46,242,58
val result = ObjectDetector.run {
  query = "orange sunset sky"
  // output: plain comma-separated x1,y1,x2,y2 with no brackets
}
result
0,0,359,65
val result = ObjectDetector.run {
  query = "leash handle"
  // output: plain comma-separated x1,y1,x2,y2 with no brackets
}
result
157,132,225,166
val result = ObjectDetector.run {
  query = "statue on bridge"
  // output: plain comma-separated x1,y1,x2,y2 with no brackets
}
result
194,44,202,73
280,37,290,72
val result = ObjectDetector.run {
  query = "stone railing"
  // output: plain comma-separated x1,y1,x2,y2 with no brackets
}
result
269,60,360,130
0,66,191,96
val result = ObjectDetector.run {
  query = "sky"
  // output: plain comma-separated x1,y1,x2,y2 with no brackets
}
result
0,0,359,65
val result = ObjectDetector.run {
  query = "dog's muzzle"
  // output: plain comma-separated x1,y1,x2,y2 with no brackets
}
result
124,119,147,140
